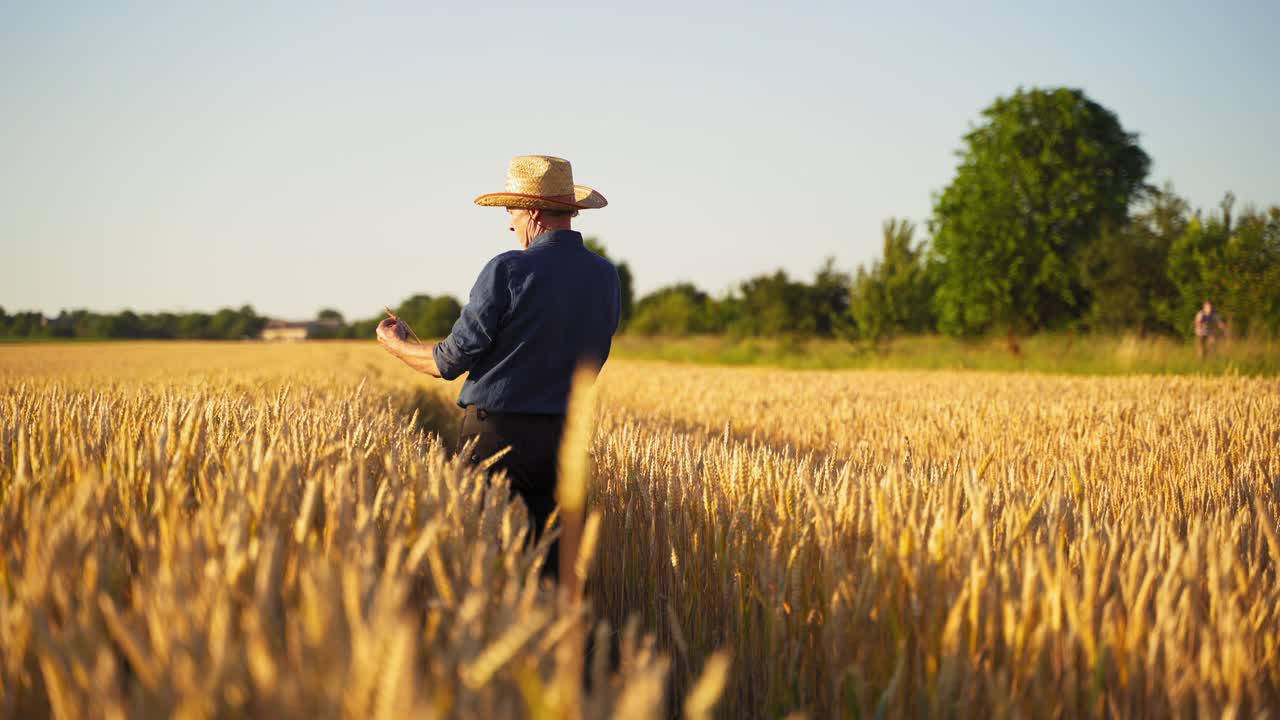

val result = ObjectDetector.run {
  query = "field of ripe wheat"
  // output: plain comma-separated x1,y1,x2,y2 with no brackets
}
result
2,342,1279,718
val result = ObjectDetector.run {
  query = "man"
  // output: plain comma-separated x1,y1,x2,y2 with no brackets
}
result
375,155,620,578
1194,299,1222,360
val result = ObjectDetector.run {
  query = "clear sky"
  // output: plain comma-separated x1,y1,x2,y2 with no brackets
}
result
2,1,1277,321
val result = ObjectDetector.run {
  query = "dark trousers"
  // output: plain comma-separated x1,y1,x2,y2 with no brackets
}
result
458,405,566,579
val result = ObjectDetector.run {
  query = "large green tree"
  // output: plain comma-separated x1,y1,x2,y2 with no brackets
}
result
930,87,1150,337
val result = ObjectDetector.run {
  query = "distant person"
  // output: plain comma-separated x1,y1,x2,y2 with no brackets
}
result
1194,300,1222,360
375,155,620,579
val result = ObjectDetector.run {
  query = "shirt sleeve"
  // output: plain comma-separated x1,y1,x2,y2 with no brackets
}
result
432,256,510,380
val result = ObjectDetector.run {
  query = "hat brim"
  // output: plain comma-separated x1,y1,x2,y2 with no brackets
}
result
474,185,607,210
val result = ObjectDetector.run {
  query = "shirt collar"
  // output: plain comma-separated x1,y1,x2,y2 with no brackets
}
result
529,229,583,249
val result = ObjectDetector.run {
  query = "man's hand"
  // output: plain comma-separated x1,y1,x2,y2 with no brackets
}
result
375,317,442,377
376,317,410,355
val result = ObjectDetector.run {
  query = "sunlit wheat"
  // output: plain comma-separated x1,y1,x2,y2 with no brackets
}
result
2,342,1277,717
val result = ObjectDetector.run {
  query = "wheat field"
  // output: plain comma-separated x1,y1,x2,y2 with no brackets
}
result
2,342,1278,718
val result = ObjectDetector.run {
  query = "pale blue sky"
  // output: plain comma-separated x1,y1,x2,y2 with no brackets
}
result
2,1,1277,321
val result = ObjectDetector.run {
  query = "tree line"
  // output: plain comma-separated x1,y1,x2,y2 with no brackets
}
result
0,242,634,342
630,87,1280,342
5,88,1276,344
0,299,467,342
309,294,465,340
629,191,1279,342
0,306,270,340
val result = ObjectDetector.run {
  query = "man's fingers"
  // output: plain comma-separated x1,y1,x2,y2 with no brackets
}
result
376,318,409,343
376,319,399,343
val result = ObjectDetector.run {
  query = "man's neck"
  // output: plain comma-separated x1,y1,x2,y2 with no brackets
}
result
523,226,575,249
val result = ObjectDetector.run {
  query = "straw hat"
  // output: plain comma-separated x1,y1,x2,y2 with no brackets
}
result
474,155,607,211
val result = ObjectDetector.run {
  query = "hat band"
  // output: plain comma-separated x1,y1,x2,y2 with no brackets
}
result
496,192,582,208
505,179,574,193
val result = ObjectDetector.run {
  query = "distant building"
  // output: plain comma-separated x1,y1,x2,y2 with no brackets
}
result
259,319,342,341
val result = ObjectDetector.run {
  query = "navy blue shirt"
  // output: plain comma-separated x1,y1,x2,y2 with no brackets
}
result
433,229,621,414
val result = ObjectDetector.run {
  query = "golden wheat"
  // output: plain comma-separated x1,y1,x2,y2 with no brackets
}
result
2,342,1278,718
0,343,673,719
590,363,1280,717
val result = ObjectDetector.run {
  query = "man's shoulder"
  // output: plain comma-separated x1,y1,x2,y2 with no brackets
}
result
480,250,525,274
492,249,525,264
577,250,620,291
582,247,619,278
